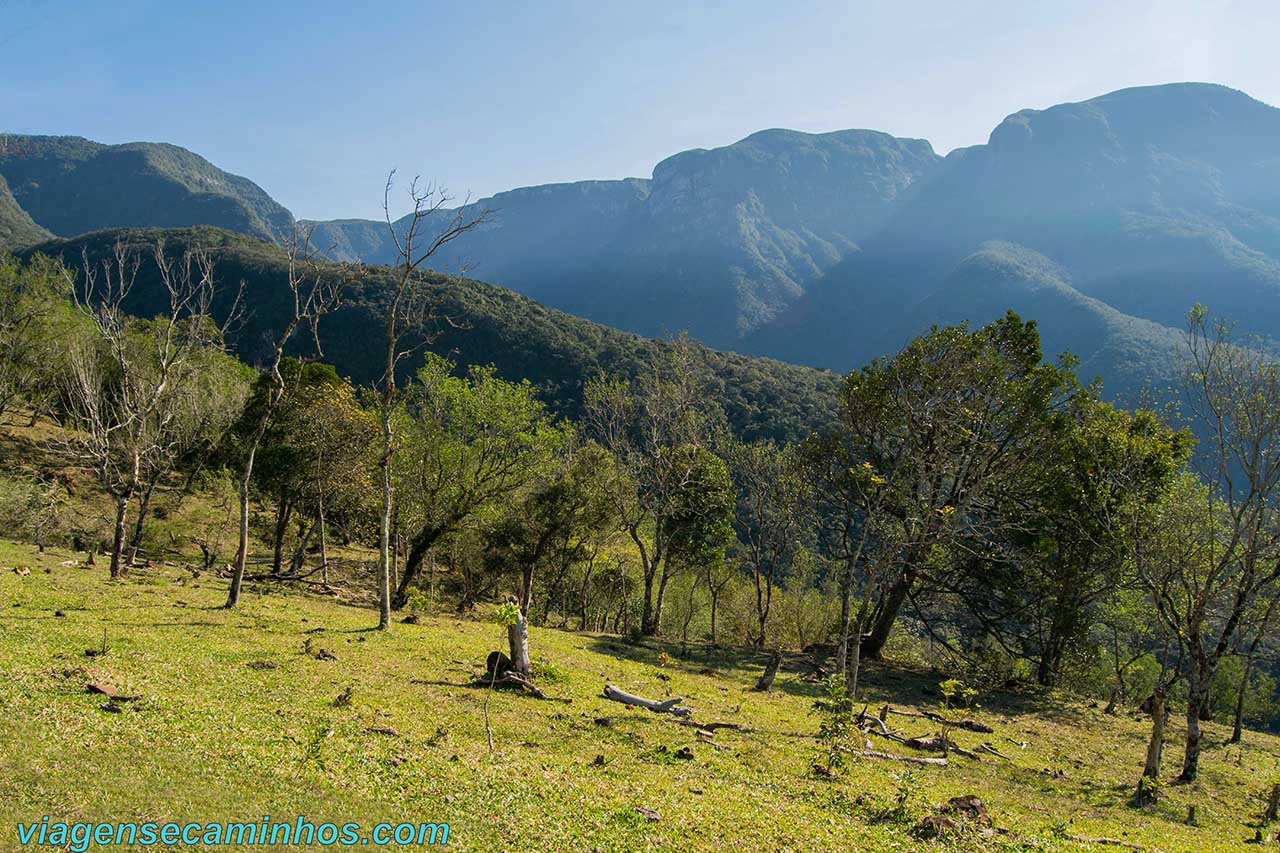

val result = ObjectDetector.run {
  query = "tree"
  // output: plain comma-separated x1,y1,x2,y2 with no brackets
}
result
482,438,617,620
726,439,812,647
584,339,733,636
59,240,238,577
0,253,68,423
830,312,1075,661
225,228,350,608
952,394,1187,686
374,175,490,630
391,354,563,610
1138,307,1280,782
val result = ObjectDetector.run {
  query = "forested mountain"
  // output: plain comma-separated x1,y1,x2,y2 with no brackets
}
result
307,129,940,346
751,83,1280,386
21,227,837,444
8,82,1280,404
0,135,294,247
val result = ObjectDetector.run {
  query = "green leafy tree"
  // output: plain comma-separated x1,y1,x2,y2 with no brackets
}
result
391,353,565,610
585,339,734,636
828,311,1075,661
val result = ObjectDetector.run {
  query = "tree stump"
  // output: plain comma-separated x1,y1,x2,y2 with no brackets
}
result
507,605,531,677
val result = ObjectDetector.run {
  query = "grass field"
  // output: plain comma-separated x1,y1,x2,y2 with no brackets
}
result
3,539,1280,852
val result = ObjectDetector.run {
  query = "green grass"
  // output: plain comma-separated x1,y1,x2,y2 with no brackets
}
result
2,539,1279,851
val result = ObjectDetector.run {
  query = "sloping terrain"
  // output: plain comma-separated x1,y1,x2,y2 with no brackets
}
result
1,541,1276,852
22,227,838,443
0,174,50,251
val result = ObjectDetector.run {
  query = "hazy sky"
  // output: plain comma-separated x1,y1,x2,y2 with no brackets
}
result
3,0,1278,220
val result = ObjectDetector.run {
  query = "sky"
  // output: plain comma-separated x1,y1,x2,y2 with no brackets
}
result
3,0,1279,221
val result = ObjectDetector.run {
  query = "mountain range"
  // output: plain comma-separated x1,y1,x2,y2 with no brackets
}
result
5,82,1280,404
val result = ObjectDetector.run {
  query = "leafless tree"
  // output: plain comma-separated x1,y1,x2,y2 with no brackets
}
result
373,173,490,630
224,225,353,608
60,239,237,577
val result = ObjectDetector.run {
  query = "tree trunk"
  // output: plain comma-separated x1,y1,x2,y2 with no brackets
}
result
835,559,853,679
709,587,720,645
125,478,157,567
651,560,674,637
862,571,912,660
507,607,531,677
288,517,319,574
1231,655,1254,744
109,491,130,579
318,495,328,587
1181,665,1211,782
1136,689,1167,805
226,446,257,608
271,497,292,574
640,566,658,636
377,410,393,630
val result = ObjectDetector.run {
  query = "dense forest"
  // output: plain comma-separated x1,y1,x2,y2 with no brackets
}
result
4,226,1280,812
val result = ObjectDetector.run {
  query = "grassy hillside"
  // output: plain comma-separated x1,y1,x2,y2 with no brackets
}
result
22,227,839,443
3,541,1278,852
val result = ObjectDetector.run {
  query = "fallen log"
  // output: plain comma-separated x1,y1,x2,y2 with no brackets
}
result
856,749,947,766
673,719,744,731
890,707,995,733
1061,833,1143,851
602,684,691,716
903,734,981,760
977,742,1012,761
482,671,570,702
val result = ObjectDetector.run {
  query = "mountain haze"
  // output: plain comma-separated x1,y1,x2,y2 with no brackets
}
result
7,82,1280,405
309,129,939,347
756,83,1280,381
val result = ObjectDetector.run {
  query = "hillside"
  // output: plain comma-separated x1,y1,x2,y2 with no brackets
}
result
0,174,49,251
0,134,294,245
22,227,838,444
758,83,1280,373
3,540,1277,852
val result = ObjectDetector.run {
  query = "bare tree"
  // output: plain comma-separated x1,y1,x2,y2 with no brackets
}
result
61,240,237,578
374,173,490,630
224,226,351,608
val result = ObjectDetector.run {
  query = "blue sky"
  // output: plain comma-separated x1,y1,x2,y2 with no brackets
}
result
3,0,1278,220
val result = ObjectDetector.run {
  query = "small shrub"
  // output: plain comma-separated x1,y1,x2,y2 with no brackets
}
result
813,673,856,775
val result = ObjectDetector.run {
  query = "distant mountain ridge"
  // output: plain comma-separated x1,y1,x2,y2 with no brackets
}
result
750,83,1280,394
307,128,939,346
6,82,1280,405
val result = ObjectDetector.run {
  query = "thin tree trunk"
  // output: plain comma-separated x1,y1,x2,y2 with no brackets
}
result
109,491,130,579
1136,689,1167,805
125,477,158,567
1231,654,1255,744
271,497,292,574
318,494,328,586
835,558,853,679
226,446,256,607
377,408,393,630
